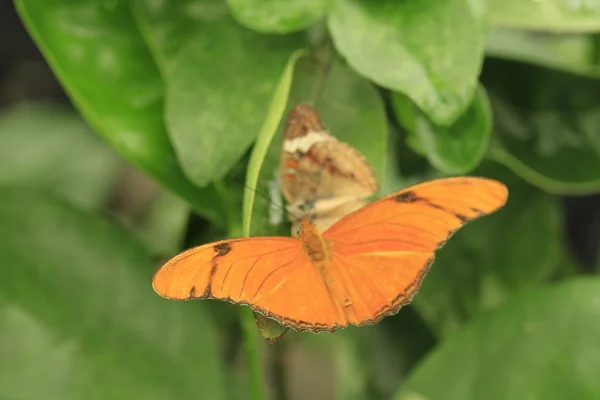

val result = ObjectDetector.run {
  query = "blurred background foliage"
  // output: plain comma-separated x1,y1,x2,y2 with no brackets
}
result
2,0,600,399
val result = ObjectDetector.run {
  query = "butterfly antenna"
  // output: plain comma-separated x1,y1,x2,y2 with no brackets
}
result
228,172,293,224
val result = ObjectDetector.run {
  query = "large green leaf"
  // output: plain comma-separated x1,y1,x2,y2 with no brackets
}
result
130,190,191,259
15,0,225,224
413,162,561,337
0,188,224,399
486,27,600,78
392,85,492,174
328,0,486,125
132,0,305,187
0,103,120,210
243,50,306,238
489,0,600,33
482,59,600,194
15,0,223,224
396,277,600,400
225,0,330,33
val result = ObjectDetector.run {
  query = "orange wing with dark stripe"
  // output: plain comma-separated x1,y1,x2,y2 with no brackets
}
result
321,177,508,326
152,237,349,331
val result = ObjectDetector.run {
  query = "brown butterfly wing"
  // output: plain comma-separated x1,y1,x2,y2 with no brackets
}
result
280,104,377,232
322,177,508,325
152,237,348,331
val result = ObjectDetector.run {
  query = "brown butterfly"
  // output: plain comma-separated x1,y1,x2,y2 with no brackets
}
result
279,104,378,234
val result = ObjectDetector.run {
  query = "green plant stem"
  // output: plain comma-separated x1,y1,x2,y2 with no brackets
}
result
240,49,307,400
241,308,267,400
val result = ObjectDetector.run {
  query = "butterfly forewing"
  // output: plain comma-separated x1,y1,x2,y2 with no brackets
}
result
320,177,508,325
153,237,348,332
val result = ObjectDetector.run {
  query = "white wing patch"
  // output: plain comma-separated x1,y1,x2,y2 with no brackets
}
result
282,131,333,153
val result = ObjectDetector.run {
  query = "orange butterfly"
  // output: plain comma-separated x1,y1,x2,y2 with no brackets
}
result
153,176,508,333
280,104,378,234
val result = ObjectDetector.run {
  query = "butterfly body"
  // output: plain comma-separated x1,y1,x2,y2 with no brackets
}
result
298,220,332,268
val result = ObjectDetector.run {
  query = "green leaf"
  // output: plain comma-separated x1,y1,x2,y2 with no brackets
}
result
413,162,561,337
486,27,600,78
482,58,600,194
225,0,330,33
392,85,492,174
132,0,305,187
489,0,600,33
0,188,224,399
0,103,120,210
243,49,307,238
352,311,436,400
396,277,600,400
328,0,486,124
132,190,191,258
15,0,225,224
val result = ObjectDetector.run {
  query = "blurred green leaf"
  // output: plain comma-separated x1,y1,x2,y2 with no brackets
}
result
486,27,600,77
333,330,370,400
489,0,600,33
0,103,120,210
279,334,337,400
0,188,224,399
392,85,492,174
225,0,330,33
132,0,305,187
482,59,600,194
396,277,600,400
328,0,486,124
414,162,561,337
381,124,421,197
133,190,191,258
352,309,436,400
15,0,225,224
243,49,306,238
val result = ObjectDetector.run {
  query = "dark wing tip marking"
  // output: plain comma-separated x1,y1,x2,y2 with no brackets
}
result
189,286,197,298
214,243,232,257
454,213,471,223
394,190,481,223
470,207,486,215
202,244,231,298
394,190,421,203
203,265,218,297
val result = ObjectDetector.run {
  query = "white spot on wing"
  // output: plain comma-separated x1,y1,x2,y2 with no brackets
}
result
283,131,333,153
